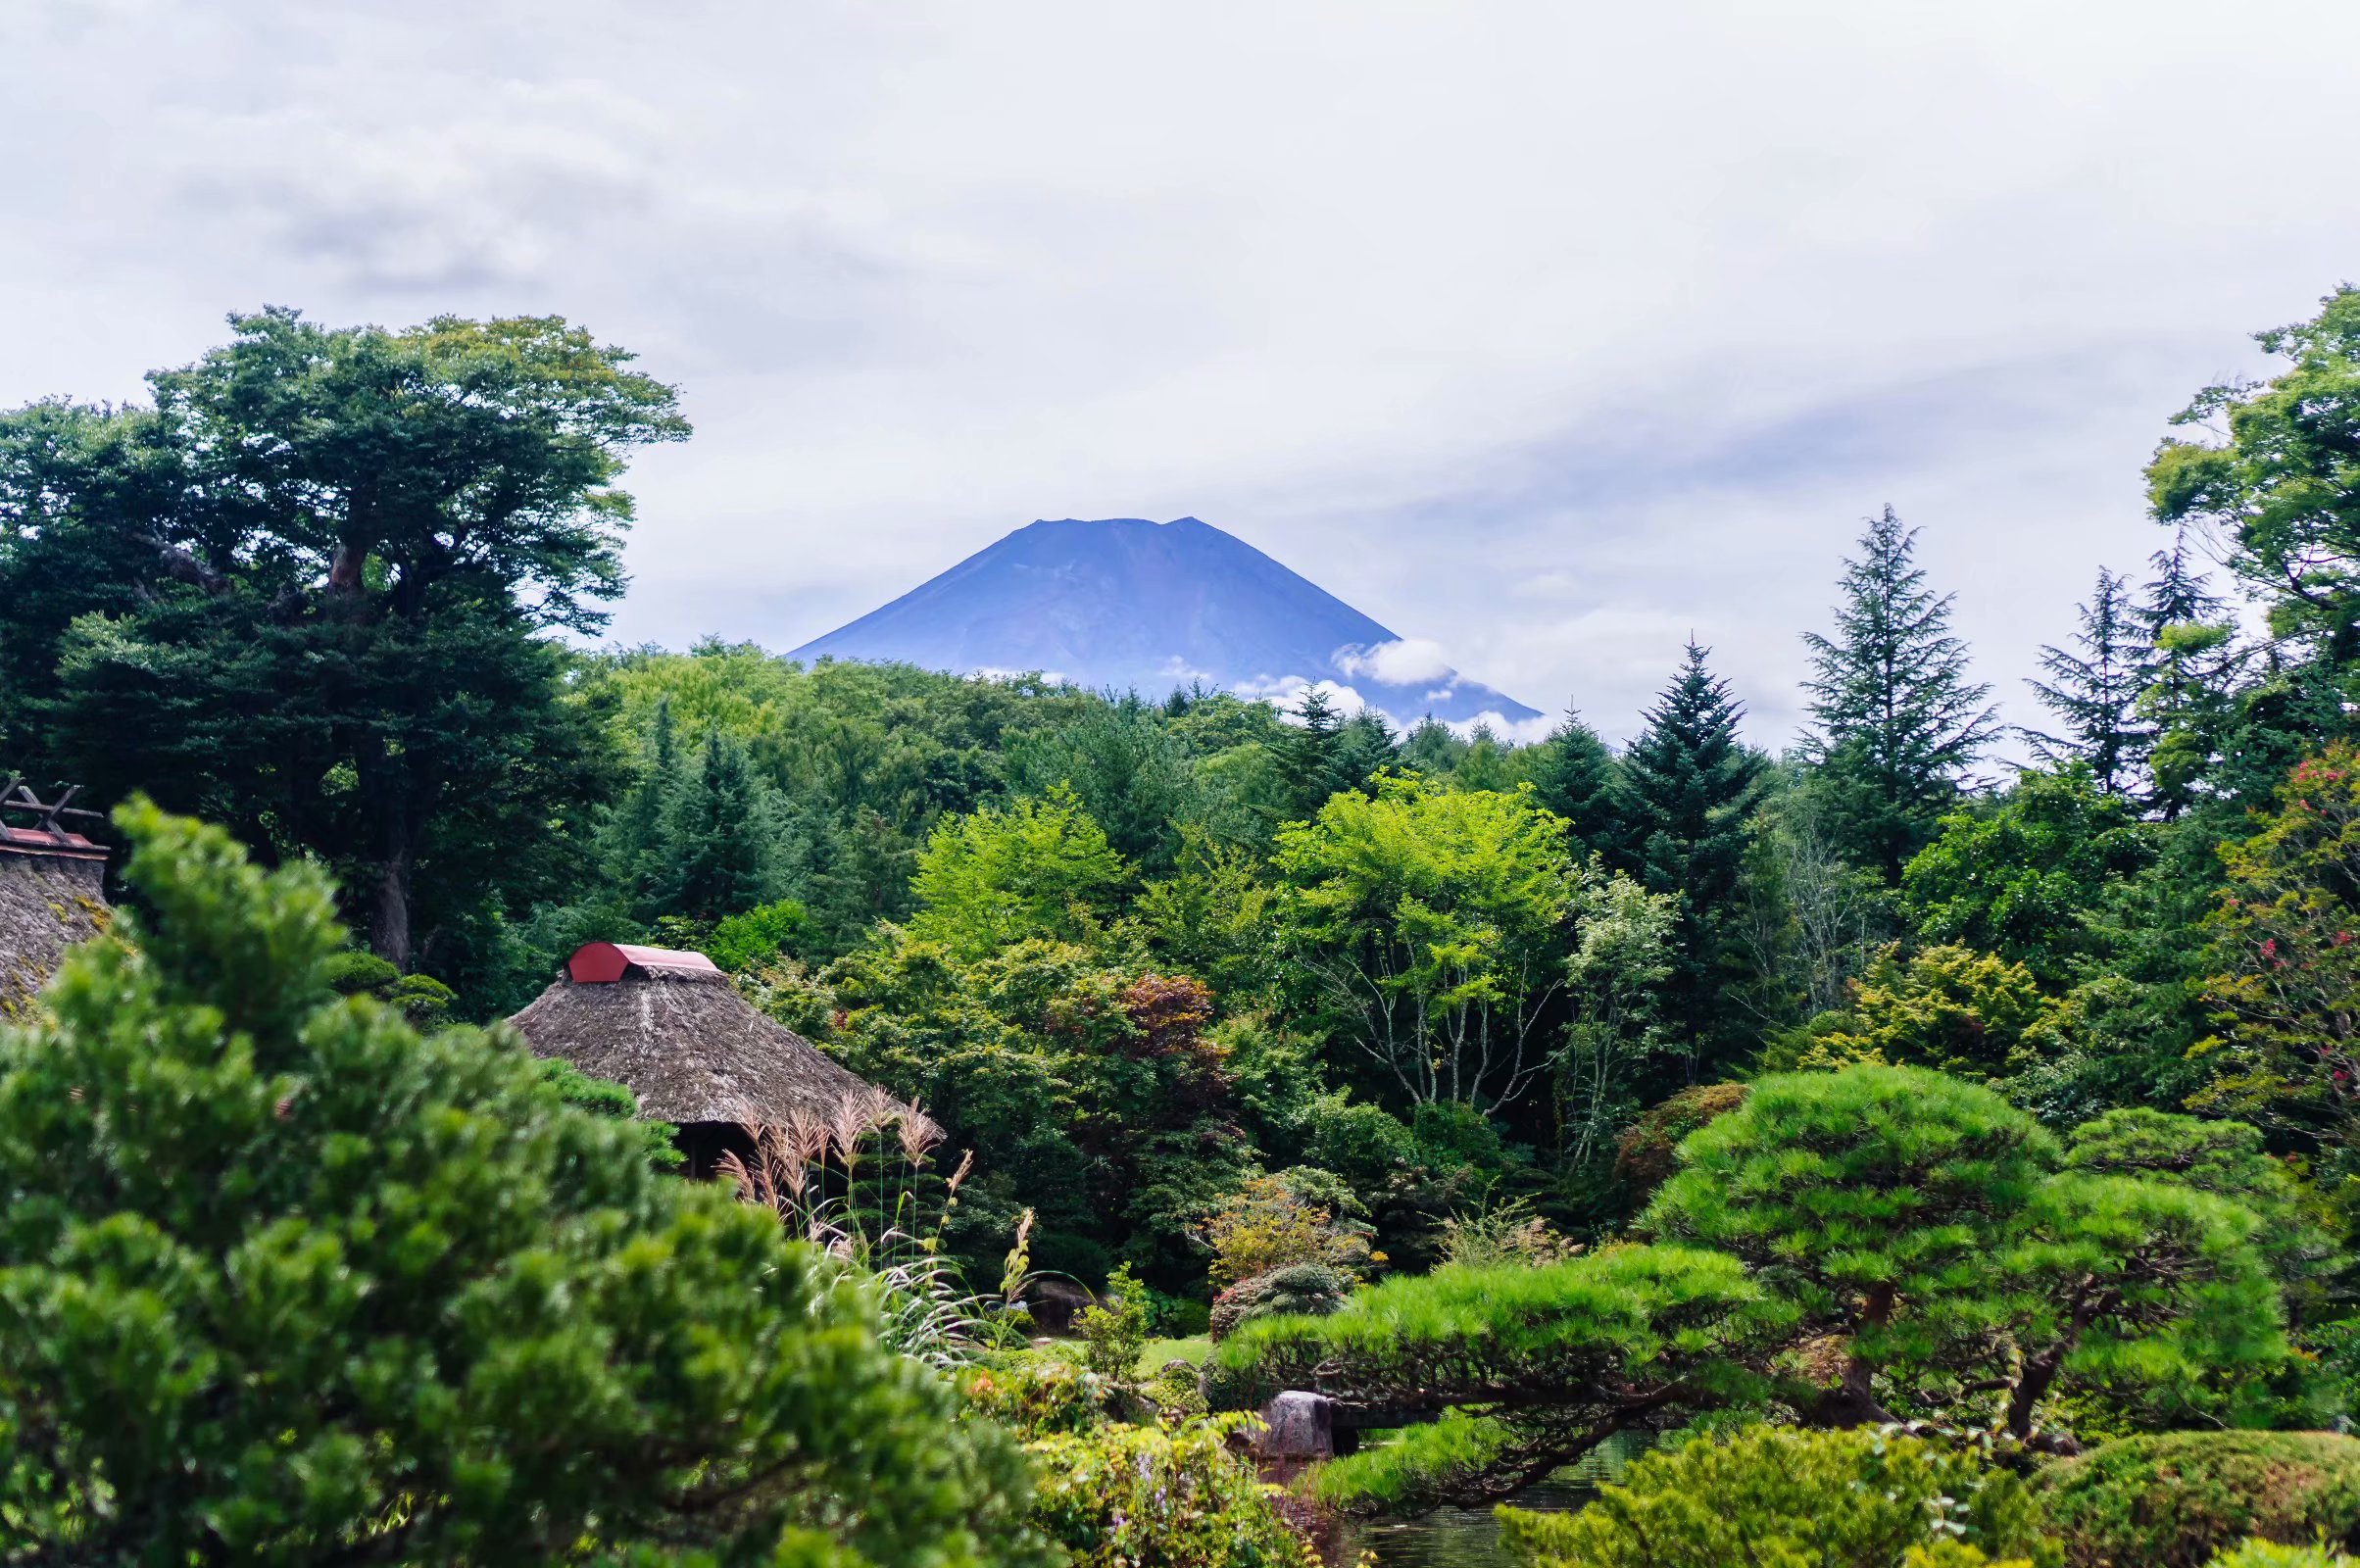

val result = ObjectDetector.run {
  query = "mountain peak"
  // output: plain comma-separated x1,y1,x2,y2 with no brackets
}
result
790,516,1538,726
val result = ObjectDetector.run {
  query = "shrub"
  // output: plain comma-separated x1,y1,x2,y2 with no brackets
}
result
2207,1544,2360,1568
1208,1261,1353,1340
2033,1432,2360,1568
1145,1358,1210,1419
960,1354,1112,1437
0,803,1037,1565
1498,1426,2058,1568
1201,1170,1370,1287
1437,1195,1580,1269
1610,1081,1748,1202
1024,1414,1313,1568
1076,1263,1153,1380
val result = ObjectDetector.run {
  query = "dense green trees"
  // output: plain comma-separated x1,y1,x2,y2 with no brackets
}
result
0,311,684,978
0,804,1034,1564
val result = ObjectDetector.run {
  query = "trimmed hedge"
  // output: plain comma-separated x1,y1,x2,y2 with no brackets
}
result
2035,1432,2360,1568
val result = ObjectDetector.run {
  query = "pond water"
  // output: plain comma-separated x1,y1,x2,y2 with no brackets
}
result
1330,1434,1647,1568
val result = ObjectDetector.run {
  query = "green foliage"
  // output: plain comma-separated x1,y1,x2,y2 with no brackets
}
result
1784,943,2062,1080
2147,286,2360,666
1497,1425,2058,1568
706,897,811,972
1556,859,1681,1163
1022,1414,1312,1568
2028,567,2153,797
1211,1246,1778,1509
2033,1432,2360,1568
0,309,674,978
0,801,1034,1565
824,936,1245,1282
1524,710,1627,860
1208,1261,1354,1340
1609,1081,1748,1207
660,725,787,922
1435,1195,1579,1269
908,785,1129,959
1076,1264,1155,1380
2063,1107,2335,1304
2196,744,2360,1161
1008,692,1200,870
534,1056,685,1172
1274,773,1575,1109
1801,506,2002,878
1900,768,2156,983
1201,1170,1371,1288
2206,1544,2360,1568
1646,1065,2285,1435
959,1354,1113,1438
1618,640,1773,1075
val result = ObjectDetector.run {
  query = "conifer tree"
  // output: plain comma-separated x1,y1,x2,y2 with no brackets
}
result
1528,709,1626,861
661,727,780,923
1279,686,1348,820
1331,710,1401,796
2027,566,2151,795
1800,507,2000,879
2134,531,2239,818
1619,642,1770,1077
605,696,678,911
1396,715,1466,779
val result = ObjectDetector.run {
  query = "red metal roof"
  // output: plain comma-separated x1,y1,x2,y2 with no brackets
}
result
566,941,722,984
0,823,106,863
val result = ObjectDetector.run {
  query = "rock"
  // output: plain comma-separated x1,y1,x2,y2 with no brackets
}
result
1255,1391,1336,1459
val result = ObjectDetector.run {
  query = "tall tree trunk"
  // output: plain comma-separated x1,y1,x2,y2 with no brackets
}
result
371,844,413,971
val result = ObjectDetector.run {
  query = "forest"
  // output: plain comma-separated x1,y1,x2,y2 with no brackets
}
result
6,291,2360,1565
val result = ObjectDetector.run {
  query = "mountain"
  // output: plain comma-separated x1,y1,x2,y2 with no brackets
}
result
791,516,1540,726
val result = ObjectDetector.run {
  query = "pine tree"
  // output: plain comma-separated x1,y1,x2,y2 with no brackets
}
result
1620,641,1770,1079
2027,566,2151,795
1330,710,1400,796
1396,715,1466,779
1278,686,1348,820
661,727,779,923
2134,530,2239,819
1801,507,2000,879
606,696,678,912
1529,709,1626,861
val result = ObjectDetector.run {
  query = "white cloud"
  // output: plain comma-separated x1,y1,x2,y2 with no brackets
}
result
1335,637,1458,688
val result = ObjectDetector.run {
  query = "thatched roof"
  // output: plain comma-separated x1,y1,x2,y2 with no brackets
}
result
507,942,938,1141
0,836,109,1022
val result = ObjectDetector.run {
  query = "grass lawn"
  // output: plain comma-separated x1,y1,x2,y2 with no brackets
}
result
1136,1336,1212,1373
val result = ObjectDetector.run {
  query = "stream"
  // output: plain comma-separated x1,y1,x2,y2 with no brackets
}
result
1332,1434,1647,1568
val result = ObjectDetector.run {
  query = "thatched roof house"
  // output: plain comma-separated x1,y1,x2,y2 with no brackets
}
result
0,786,110,1021
507,941,936,1174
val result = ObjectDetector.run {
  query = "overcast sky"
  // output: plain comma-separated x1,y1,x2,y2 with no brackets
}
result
6,1,2357,748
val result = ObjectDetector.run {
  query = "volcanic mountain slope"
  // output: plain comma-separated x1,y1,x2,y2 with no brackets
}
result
791,516,1538,727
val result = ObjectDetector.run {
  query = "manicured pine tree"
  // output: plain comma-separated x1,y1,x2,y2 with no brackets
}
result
1800,506,2000,879
2026,566,2152,796
661,727,779,923
1619,641,1770,1079
1528,708,1627,861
